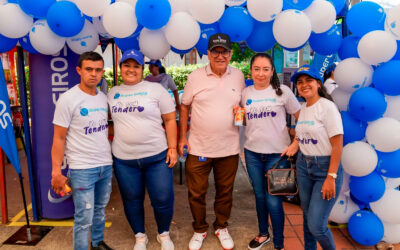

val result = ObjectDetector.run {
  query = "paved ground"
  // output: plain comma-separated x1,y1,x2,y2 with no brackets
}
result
0,153,397,250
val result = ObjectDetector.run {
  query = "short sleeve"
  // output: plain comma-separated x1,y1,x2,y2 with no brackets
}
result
241,87,248,107
181,73,194,105
166,75,177,91
53,93,72,128
158,86,176,114
282,86,301,115
322,100,343,138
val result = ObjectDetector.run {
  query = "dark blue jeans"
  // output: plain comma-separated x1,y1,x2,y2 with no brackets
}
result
244,149,286,249
113,150,174,234
296,151,343,250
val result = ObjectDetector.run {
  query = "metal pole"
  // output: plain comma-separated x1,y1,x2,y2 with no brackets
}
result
112,42,117,86
16,47,39,221
0,149,8,224
18,173,32,242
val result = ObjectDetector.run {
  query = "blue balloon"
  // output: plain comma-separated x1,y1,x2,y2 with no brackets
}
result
376,149,400,178
47,1,84,37
348,87,387,122
393,41,400,60
0,34,17,53
346,1,386,37
309,25,342,55
219,7,254,42
19,0,56,19
327,0,346,14
114,33,140,52
245,79,254,87
350,192,369,210
348,210,384,246
341,111,367,145
281,42,306,52
171,46,193,55
245,20,276,53
283,0,313,10
373,60,400,96
18,34,39,54
135,0,171,30
349,172,385,203
195,22,220,55
338,35,360,60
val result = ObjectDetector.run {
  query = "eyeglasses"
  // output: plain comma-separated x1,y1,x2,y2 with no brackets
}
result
210,50,231,58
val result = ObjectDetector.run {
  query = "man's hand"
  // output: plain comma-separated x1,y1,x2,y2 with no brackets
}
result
51,173,68,195
178,137,190,157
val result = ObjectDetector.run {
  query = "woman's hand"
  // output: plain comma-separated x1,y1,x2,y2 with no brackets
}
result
321,176,336,200
281,140,299,157
166,148,177,168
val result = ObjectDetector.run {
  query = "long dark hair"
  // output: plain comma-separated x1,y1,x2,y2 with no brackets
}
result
317,80,334,101
159,66,166,74
250,53,282,96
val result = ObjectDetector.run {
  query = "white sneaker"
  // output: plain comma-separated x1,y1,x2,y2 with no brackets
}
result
157,232,174,250
188,232,207,250
215,228,234,250
134,233,148,250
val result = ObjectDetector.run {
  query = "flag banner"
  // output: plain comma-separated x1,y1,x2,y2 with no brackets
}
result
0,58,21,174
30,46,80,219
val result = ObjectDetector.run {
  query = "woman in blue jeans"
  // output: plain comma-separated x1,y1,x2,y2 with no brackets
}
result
108,49,177,250
241,53,301,250
283,65,344,250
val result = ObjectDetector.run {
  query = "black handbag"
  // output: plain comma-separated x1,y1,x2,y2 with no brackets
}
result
266,156,298,196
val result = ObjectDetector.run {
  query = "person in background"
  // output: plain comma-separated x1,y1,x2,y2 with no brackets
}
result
179,33,245,250
283,65,344,250
51,52,113,250
108,49,177,250
323,63,338,95
145,59,180,113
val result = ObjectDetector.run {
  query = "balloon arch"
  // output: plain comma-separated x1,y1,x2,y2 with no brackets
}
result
0,0,400,246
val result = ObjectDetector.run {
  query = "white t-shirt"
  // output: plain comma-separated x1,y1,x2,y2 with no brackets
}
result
295,98,343,156
145,73,177,91
108,81,175,160
241,85,301,154
53,85,112,169
324,78,338,95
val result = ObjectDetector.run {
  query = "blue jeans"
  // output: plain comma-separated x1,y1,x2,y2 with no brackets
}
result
244,149,286,248
68,165,113,250
113,150,174,234
296,152,343,250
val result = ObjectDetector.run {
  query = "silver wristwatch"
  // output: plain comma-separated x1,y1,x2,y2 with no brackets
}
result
327,172,337,179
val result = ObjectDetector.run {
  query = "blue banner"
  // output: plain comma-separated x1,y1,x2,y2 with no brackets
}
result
311,53,338,80
0,60,20,174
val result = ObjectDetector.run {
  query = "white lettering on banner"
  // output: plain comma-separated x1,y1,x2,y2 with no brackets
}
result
319,55,333,78
51,47,69,105
0,100,12,129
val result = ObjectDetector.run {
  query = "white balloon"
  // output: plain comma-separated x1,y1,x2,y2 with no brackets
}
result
0,4,33,38
92,16,113,39
116,0,137,6
103,2,137,38
0,0,7,5
358,30,397,65
329,192,359,224
335,58,373,93
331,87,351,111
188,0,225,24
383,222,400,244
341,141,377,177
225,0,246,6
29,20,66,55
67,20,99,55
303,0,336,34
164,12,200,50
385,4,400,40
139,28,170,60
247,0,282,22
75,0,111,17
169,0,189,13
341,171,351,193
384,95,400,121
371,189,400,224
272,10,311,49
384,177,400,189
366,117,400,152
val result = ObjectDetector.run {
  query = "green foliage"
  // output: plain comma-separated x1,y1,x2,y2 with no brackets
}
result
230,43,255,63
230,61,251,80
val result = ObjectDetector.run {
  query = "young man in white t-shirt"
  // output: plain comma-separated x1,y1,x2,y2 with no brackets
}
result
51,52,113,250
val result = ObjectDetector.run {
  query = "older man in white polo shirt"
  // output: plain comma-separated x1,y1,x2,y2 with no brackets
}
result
179,33,245,250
